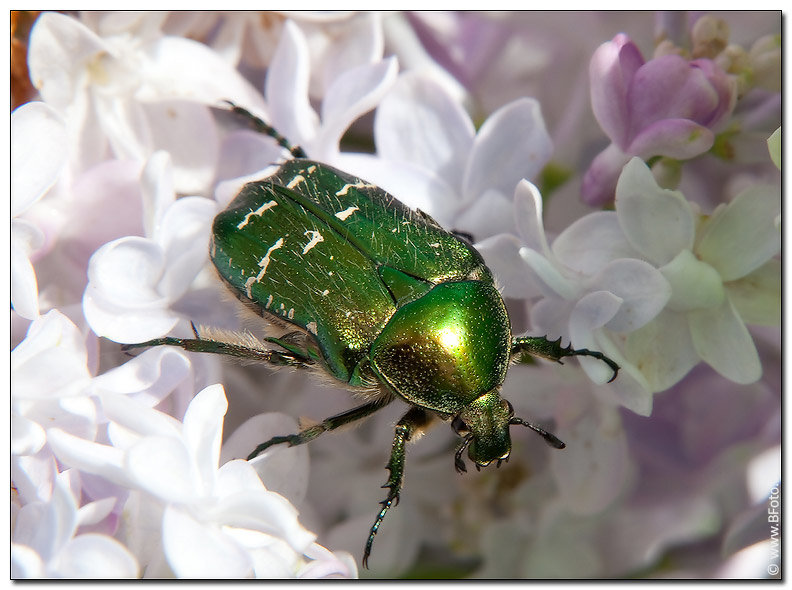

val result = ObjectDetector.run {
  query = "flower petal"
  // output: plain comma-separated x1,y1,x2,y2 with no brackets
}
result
11,101,68,215
475,234,545,300
628,118,714,159
726,259,781,326
569,290,622,383
689,299,762,384
589,34,644,147
266,20,319,147
552,211,635,274
316,57,397,157
513,179,551,255
163,506,252,578
660,249,725,312
464,97,552,204
590,259,671,332
11,235,40,320
53,534,139,578
182,385,227,490
615,157,695,265
696,184,781,281
374,71,474,186
623,310,699,392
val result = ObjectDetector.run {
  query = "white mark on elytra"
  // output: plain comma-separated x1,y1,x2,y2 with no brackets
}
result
307,165,317,173
237,200,277,229
302,230,324,254
335,182,372,197
287,308,295,319
334,205,359,220
306,321,318,335
321,289,330,296
265,294,273,309
391,227,398,233
244,238,284,297
287,175,306,189
328,271,334,276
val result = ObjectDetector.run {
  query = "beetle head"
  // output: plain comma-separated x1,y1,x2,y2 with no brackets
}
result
453,391,566,473
452,390,513,473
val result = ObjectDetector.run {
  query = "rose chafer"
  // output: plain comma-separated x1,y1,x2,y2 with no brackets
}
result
132,104,619,568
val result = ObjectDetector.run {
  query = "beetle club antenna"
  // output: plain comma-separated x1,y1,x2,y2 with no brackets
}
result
509,417,566,449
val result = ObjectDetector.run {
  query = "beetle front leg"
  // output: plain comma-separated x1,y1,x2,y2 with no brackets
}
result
247,399,391,460
363,407,433,569
511,336,619,382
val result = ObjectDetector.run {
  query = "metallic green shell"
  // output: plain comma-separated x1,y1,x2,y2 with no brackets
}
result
210,159,494,384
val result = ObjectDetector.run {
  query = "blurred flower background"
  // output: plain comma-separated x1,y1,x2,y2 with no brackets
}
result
10,11,781,579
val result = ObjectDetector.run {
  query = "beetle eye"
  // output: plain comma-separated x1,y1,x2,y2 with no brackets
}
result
451,416,469,436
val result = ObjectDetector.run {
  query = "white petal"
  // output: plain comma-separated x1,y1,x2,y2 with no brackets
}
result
513,179,551,255
139,36,267,109
689,299,762,384
46,429,129,488
83,237,179,343
142,100,219,194
590,259,671,332
12,414,46,456
316,58,397,157
11,310,91,400
454,188,514,239
11,101,68,215
374,71,474,186
464,98,552,204
76,497,116,527
163,507,252,578
475,234,546,300
221,413,309,504
182,384,228,488
623,311,699,392
660,249,725,311
126,436,202,502
10,236,40,320
615,157,695,266
317,12,383,88
92,346,190,408
101,387,183,442
11,543,44,578
696,184,781,281
27,12,108,108
266,20,319,147
156,196,215,299
726,259,781,326
519,248,578,300
53,534,139,578
552,211,636,274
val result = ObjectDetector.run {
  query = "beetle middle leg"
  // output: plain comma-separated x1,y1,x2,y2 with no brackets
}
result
511,336,620,382
363,406,433,569
247,398,392,460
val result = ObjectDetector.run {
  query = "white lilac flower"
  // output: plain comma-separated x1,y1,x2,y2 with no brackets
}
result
12,310,193,504
348,71,552,241
163,11,383,100
83,152,216,344
213,18,397,205
11,101,68,320
27,11,264,193
45,384,355,578
12,469,139,578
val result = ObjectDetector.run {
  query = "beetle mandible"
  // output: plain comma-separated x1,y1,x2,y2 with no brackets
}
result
129,103,619,568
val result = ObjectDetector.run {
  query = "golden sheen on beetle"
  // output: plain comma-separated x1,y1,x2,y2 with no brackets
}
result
128,104,620,568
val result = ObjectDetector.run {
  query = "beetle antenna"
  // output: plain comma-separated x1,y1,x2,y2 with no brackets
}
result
509,418,565,449
222,100,307,159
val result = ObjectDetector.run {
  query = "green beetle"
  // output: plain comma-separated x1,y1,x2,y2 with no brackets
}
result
132,104,619,568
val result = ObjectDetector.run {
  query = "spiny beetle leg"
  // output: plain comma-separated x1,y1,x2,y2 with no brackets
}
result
122,335,314,369
247,399,389,461
222,100,307,159
363,407,431,569
511,336,620,382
